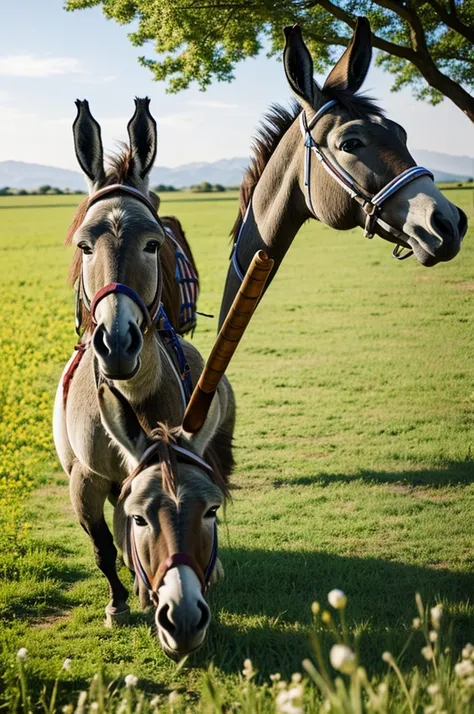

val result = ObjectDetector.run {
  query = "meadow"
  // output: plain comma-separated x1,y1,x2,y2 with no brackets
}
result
0,189,473,711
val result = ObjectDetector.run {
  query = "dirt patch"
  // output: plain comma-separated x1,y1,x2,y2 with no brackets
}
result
453,281,474,291
31,609,71,629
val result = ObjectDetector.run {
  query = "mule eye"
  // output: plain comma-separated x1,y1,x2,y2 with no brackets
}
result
132,515,147,526
340,138,363,152
144,240,159,253
204,506,219,519
78,242,93,255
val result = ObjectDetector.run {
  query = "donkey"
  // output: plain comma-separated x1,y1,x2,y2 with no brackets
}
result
219,18,468,326
97,384,229,659
53,99,234,655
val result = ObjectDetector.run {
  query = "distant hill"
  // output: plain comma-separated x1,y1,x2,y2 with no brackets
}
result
0,150,472,191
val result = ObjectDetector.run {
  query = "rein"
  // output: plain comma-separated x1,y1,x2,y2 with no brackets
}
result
126,441,218,605
299,100,434,260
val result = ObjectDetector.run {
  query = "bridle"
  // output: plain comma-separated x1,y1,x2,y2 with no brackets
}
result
75,183,164,334
126,440,219,606
299,99,434,261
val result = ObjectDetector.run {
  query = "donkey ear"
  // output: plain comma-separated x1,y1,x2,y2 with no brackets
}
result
184,392,222,458
98,384,147,467
73,100,105,190
323,17,372,94
127,97,157,186
283,25,322,110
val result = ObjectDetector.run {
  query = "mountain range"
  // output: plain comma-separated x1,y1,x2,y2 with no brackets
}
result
0,150,472,191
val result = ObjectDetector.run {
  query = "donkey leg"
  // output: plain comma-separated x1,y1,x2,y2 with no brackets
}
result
69,462,130,626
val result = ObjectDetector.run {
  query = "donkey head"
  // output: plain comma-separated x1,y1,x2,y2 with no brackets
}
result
283,19,467,266
98,384,226,659
71,99,165,379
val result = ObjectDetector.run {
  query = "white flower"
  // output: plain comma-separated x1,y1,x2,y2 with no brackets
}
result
242,658,255,680
16,648,28,661
275,689,303,714
124,674,138,688
421,646,433,661
412,617,421,630
455,660,474,678
270,673,281,683
427,684,440,696
62,658,72,672
330,645,357,674
430,605,443,629
429,630,438,643
62,706,74,714
291,673,302,684
168,691,181,706
382,652,393,663
462,643,474,660
311,601,320,615
90,704,99,713
328,589,347,610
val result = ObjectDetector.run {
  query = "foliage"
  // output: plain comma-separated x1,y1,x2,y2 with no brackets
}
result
3,594,474,712
152,185,179,193
64,0,474,117
0,191,474,706
190,182,226,193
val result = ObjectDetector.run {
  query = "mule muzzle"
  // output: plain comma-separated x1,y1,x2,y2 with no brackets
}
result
93,321,143,380
155,566,211,659
407,205,467,266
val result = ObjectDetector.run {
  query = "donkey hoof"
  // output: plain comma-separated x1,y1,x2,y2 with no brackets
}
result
105,603,130,627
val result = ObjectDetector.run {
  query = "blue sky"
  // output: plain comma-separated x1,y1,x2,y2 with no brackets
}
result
0,0,472,170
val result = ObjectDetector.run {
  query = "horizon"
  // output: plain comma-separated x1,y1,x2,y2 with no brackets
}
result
0,0,473,173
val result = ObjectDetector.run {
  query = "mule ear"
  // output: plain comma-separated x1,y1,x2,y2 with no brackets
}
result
148,190,160,213
323,17,372,94
184,392,222,458
98,384,147,467
283,25,321,110
127,97,157,187
73,99,105,190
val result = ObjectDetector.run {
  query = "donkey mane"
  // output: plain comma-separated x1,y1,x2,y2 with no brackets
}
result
120,423,230,502
231,92,384,243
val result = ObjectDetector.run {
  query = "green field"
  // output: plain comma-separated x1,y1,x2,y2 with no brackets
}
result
1,190,474,711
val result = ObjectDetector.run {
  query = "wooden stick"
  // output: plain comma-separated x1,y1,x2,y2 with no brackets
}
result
182,250,274,433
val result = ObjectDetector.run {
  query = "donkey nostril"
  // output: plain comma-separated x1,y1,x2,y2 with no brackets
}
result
197,601,210,631
157,604,176,636
92,324,110,358
430,211,454,239
126,321,142,357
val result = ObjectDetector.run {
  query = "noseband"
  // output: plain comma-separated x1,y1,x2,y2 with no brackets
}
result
126,441,218,606
76,184,164,334
299,99,434,260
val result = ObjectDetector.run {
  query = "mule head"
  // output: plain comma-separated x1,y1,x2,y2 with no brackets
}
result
98,384,226,659
72,99,166,379
283,19,467,266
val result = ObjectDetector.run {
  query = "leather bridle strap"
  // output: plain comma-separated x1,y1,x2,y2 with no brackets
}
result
87,183,161,223
299,101,434,252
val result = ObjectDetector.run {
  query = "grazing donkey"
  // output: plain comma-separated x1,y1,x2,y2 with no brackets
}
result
53,98,234,657
219,18,468,326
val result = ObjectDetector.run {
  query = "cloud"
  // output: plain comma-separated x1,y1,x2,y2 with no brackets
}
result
75,74,117,85
0,55,82,78
186,99,239,110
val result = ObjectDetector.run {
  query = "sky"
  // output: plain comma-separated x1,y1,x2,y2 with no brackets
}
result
0,0,473,171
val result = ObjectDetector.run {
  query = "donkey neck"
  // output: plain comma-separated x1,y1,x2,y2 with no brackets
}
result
218,119,310,326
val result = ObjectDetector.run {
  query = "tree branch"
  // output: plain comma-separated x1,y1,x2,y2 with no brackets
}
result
424,0,474,44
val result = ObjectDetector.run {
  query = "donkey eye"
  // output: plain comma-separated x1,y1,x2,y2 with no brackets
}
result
340,138,363,152
204,506,219,519
144,240,160,253
78,242,93,255
132,515,147,526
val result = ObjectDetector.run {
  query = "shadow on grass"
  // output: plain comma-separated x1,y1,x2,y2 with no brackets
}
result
273,459,474,489
194,546,474,679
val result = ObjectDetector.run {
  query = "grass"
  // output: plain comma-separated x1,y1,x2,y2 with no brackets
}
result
0,189,473,710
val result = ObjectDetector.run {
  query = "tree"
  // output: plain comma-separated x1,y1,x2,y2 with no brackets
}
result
65,0,474,122
38,185,52,195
